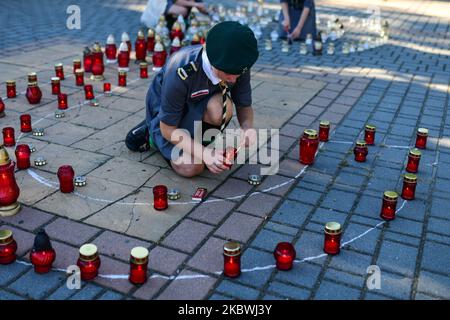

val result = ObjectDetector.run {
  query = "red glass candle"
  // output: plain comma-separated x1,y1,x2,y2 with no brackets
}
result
129,246,149,285
223,147,237,169
365,124,376,145
191,34,201,45
118,71,127,87
152,42,166,71
6,80,16,98
29,229,56,273
0,230,17,265
57,93,68,110
54,63,65,80
380,191,398,221
319,120,330,142
147,28,155,53
27,72,38,84
83,47,93,73
105,34,117,64
0,145,21,216
121,32,132,59
354,140,368,162
406,148,421,173
75,68,84,86
170,22,184,40
51,77,61,95
140,62,148,78
299,129,319,165
73,58,81,74
20,114,32,133
0,98,4,118
135,30,147,62
26,82,42,104
274,242,296,271
57,165,75,193
153,185,168,210
223,242,241,278
118,42,130,71
3,127,15,147
103,82,112,96
323,222,342,255
415,128,428,149
401,173,417,200
15,144,31,170
84,84,95,100
76,244,101,281
170,37,181,55
90,43,105,81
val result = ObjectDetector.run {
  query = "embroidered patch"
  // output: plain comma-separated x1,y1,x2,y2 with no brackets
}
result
191,89,209,98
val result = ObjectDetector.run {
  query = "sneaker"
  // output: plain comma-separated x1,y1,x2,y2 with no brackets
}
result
125,120,151,152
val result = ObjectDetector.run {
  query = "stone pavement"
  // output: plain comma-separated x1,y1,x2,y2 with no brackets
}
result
1,0,449,300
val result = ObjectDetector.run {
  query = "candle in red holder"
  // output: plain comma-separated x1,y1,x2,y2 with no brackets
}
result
401,173,417,200
20,114,32,133
152,41,166,72
51,77,61,95
364,124,376,145
75,68,84,86
129,246,149,285
77,244,101,281
121,32,132,59
415,128,428,149
135,30,147,62
118,70,127,87
191,33,201,45
2,127,15,147
406,148,421,173
323,222,342,255
30,229,56,273
118,41,130,71
84,84,95,100
380,191,398,221
57,165,75,193
170,22,184,40
0,145,21,216
0,230,17,265
223,242,241,278
140,62,148,78
0,98,5,118
170,37,182,55
15,144,31,170
83,47,93,73
147,28,155,53
319,120,330,142
73,58,81,74
223,147,237,169
299,129,319,165
26,82,42,104
354,140,368,162
274,242,296,271
153,185,168,210
54,63,65,80
105,34,117,64
28,72,38,84
90,42,105,81
103,82,112,96
6,80,17,98
57,93,68,110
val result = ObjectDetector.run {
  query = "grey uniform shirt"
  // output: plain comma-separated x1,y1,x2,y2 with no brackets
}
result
145,45,252,161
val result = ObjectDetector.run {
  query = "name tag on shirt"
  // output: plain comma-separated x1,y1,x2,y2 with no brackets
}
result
191,89,209,99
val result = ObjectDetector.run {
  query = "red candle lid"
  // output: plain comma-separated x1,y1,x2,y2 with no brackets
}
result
0,230,13,245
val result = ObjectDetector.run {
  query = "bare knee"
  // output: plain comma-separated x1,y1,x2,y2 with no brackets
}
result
171,163,204,177
203,93,233,126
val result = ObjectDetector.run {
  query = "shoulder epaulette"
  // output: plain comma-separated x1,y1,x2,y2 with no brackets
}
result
177,61,198,80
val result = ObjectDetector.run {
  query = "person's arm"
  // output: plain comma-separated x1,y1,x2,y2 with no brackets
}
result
281,2,290,32
289,0,313,39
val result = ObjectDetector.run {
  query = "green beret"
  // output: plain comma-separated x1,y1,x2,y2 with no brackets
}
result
206,21,259,75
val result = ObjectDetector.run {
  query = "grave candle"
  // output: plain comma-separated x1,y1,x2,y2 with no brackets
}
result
223,242,241,278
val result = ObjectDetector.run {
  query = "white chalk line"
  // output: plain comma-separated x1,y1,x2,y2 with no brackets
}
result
14,200,408,281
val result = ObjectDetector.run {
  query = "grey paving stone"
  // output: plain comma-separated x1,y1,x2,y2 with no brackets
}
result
384,231,421,247
262,294,286,300
354,194,381,218
321,189,358,213
295,180,328,193
314,280,361,300
271,200,314,227
364,292,392,300
215,280,260,300
9,269,65,299
287,188,323,205
310,207,347,226
69,284,103,300
264,222,298,236
311,156,342,176
375,272,413,300
0,262,30,286
341,222,381,255
235,248,273,290
250,229,294,252
323,268,365,288
209,293,234,300
377,240,419,277
421,241,450,275
274,261,322,289
47,285,77,300
417,271,450,299
385,217,423,237
98,290,124,300
267,281,310,300
0,290,25,300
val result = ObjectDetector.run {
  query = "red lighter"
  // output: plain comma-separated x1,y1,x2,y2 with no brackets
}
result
192,188,207,201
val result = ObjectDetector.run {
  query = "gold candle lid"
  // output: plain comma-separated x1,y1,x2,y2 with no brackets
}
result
137,30,145,39
6,80,15,85
28,72,37,78
356,140,367,147
0,230,13,244
0,145,11,166
365,124,376,131
75,68,84,74
383,191,398,200
139,62,148,67
147,28,155,37
409,148,422,157
54,63,63,69
130,246,149,264
92,42,102,52
319,120,330,128
223,242,241,257
325,222,342,235
303,129,318,139
118,70,127,76
73,58,81,63
417,128,428,136
79,243,98,261
404,173,417,183
28,81,38,87
51,77,60,82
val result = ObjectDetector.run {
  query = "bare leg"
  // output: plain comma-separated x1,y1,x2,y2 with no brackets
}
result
166,4,188,18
